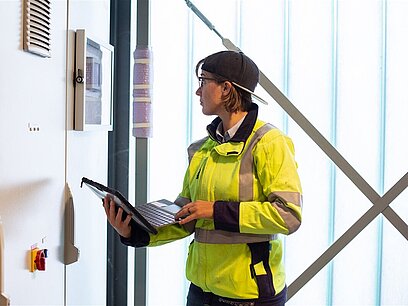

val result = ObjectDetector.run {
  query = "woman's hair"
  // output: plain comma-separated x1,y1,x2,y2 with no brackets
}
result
195,58,252,113
221,83,252,113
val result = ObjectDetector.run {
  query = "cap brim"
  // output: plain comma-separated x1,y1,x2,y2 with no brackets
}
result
231,82,268,105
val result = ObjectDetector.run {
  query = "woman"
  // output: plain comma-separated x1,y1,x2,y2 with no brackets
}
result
104,50,302,306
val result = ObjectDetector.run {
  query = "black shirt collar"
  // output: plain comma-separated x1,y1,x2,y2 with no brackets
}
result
206,103,259,143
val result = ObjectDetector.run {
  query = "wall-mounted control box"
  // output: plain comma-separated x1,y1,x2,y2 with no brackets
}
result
74,29,114,131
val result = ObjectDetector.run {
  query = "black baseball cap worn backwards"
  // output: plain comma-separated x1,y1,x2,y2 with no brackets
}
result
201,51,268,105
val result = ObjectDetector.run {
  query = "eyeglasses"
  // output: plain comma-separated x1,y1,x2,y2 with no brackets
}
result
198,76,217,88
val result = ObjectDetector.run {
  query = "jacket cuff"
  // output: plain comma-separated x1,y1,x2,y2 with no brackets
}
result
120,222,150,247
213,201,240,232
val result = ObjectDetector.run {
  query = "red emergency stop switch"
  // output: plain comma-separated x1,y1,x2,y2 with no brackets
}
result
30,248,48,272
34,249,47,271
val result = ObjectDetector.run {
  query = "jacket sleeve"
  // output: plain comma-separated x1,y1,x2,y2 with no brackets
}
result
147,195,195,247
214,132,302,236
120,221,193,248
120,198,195,248
120,221,151,247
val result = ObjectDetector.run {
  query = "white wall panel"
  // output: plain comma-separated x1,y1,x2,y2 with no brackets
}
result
0,0,67,304
65,1,111,305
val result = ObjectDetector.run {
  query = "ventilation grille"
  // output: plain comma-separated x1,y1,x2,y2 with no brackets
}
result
23,0,51,57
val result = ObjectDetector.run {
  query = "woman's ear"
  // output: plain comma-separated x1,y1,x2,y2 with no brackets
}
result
221,81,233,96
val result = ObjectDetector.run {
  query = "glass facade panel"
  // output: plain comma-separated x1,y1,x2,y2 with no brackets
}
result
332,221,380,305
385,1,408,185
382,3,408,303
336,0,382,189
148,2,192,305
381,191,408,305
144,1,408,305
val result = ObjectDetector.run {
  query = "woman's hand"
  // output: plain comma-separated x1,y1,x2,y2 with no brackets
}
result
175,200,214,225
103,196,132,238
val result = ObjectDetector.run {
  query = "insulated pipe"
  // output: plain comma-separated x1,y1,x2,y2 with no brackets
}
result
133,47,153,138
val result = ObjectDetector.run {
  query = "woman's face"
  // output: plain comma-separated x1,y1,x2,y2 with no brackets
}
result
195,71,225,116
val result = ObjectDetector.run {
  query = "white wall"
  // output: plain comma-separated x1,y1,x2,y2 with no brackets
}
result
65,1,111,305
0,0,111,305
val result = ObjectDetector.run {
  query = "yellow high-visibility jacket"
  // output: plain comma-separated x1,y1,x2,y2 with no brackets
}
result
122,103,302,300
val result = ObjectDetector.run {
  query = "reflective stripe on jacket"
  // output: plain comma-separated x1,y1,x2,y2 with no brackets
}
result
147,103,302,299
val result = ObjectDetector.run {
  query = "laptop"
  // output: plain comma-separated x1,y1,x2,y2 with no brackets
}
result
80,177,183,235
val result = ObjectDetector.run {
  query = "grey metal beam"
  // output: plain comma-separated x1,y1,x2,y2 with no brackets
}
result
134,138,148,306
108,0,132,305
134,1,150,306
288,171,408,299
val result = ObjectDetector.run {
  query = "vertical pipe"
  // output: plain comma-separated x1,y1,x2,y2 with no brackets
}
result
281,0,290,264
108,0,131,305
186,5,194,147
327,0,339,304
134,1,150,306
184,6,195,302
133,48,153,138
376,0,388,304
237,0,242,47
282,0,290,134
134,138,148,306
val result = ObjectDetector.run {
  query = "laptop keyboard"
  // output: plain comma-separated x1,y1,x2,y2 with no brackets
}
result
135,203,176,227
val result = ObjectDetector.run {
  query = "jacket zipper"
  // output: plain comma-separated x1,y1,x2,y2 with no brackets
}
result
196,167,202,179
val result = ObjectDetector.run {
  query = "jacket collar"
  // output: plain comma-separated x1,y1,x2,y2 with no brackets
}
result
207,103,259,143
